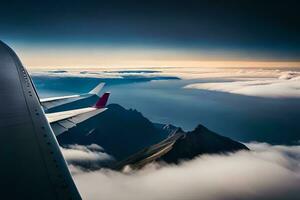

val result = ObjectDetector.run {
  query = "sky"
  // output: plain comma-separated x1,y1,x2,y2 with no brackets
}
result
1,0,300,68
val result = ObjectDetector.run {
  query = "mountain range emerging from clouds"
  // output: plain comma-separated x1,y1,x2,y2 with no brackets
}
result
57,103,248,170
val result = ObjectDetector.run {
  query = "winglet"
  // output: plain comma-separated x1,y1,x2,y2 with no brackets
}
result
89,83,105,97
94,92,110,109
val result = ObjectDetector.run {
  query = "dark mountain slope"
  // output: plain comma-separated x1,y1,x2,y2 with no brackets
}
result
58,104,165,160
116,125,249,170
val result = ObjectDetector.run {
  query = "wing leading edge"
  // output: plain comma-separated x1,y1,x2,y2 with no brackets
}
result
0,41,81,199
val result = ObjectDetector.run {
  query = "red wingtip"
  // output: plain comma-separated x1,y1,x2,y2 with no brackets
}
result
94,92,110,108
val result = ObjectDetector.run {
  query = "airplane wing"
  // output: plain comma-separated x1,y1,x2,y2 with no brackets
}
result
40,82,105,110
0,41,81,199
47,93,110,136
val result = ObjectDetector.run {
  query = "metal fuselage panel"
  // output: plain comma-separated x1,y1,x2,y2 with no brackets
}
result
0,41,81,199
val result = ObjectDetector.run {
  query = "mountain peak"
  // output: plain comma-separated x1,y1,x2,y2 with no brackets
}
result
193,124,208,133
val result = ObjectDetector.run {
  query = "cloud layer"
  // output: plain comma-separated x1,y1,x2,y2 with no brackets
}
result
185,71,300,98
31,67,300,98
30,69,165,79
61,144,115,170
69,143,300,200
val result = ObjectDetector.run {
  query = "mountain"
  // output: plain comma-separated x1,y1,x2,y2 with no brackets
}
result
161,124,249,163
115,124,249,170
58,104,165,160
57,103,248,169
153,123,180,137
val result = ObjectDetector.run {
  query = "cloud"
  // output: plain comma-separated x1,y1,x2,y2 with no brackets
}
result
70,143,300,200
185,71,300,98
30,70,167,79
30,66,283,80
61,144,115,170
31,70,124,79
31,67,300,98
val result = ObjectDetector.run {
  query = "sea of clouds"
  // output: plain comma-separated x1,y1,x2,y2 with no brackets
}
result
62,143,300,200
185,71,300,98
31,67,300,98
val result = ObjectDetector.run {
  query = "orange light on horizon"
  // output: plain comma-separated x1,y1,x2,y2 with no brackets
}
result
10,43,300,70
